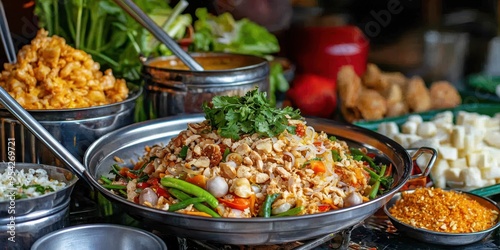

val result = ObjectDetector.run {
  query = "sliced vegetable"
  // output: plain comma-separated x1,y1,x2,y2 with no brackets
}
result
350,148,379,172
309,160,326,174
168,188,220,218
102,184,127,190
185,175,208,189
168,197,206,212
100,176,112,185
161,177,219,208
366,164,387,199
331,150,341,162
179,145,188,159
218,196,251,210
259,193,279,217
272,206,304,217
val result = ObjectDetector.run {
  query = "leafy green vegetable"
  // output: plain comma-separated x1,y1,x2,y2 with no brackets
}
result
192,8,279,57
202,88,302,140
179,145,189,159
35,0,191,82
269,63,289,107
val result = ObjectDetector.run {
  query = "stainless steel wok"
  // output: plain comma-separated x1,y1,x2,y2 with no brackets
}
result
82,114,435,245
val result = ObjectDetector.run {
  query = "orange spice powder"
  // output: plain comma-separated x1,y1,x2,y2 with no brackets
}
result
389,187,498,233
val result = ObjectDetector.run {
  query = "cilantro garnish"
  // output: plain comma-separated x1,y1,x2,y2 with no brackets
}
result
202,89,302,140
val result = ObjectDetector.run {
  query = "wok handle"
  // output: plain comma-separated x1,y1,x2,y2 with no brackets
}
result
0,87,94,189
408,147,438,179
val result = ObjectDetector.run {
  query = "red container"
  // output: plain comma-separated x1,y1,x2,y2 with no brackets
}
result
290,25,369,80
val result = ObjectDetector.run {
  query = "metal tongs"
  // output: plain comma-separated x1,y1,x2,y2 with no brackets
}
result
112,0,204,71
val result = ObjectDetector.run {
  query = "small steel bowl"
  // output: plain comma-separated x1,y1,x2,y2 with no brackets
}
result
30,224,167,250
384,189,500,246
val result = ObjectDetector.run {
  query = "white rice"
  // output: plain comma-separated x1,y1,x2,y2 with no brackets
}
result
0,168,66,201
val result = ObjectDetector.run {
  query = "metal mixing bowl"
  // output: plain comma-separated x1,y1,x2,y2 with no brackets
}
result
384,190,500,246
142,52,269,118
30,224,167,250
0,163,78,217
0,86,141,166
0,198,70,250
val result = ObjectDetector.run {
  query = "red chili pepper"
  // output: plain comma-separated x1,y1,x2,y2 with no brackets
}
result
218,196,251,210
136,182,150,189
318,205,331,212
147,177,160,186
126,172,138,179
119,167,130,176
296,123,306,137
155,187,170,199
134,195,139,204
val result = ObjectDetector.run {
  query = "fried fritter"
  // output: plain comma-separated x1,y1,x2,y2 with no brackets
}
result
386,101,409,117
429,81,462,109
337,65,361,108
356,89,387,120
362,63,389,91
405,76,432,112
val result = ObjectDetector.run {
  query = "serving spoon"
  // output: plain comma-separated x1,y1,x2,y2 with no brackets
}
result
112,0,204,71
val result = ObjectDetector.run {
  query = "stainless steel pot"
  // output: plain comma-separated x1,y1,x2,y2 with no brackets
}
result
0,198,70,250
83,114,436,245
0,87,141,166
0,163,78,217
142,53,269,118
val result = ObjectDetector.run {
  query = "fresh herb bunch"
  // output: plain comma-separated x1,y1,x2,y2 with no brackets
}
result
202,89,302,140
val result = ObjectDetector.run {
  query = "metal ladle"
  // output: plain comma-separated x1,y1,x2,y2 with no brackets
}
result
112,0,204,71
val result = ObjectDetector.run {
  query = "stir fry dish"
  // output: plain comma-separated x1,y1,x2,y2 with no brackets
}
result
102,89,393,218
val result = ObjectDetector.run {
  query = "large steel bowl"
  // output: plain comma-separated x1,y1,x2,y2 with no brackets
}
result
83,114,429,245
0,86,141,167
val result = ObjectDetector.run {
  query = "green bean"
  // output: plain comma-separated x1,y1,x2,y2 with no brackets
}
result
102,184,127,190
259,193,279,217
272,206,304,217
100,176,112,185
161,177,219,208
179,145,188,159
168,197,206,212
168,188,221,218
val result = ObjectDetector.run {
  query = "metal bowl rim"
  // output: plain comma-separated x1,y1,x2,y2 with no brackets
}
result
0,85,142,113
142,52,269,73
30,223,167,249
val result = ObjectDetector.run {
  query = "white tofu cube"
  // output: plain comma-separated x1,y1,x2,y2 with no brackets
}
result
480,166,500,179
432,111,454,124
484,131,500,148
430,158,450,180
448,158,468,168
401,121,418,135
459,167,484,188
451,125,465,149
437,145,458,161
377,122,399,138
407,115,423,124
444,168,463,183
417,122,438,138
467,152,482,167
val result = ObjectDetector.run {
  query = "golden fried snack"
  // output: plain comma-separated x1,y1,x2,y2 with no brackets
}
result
356,89,387,120
429,81,462,109
337,65,361,108
381,72,407,89
405,76,432,113
386,101,408,117
0,29,128,109
340,105,361,123
383,83,403,105
362,63,388,91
